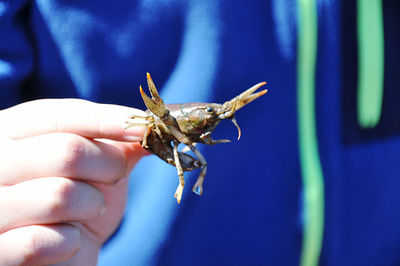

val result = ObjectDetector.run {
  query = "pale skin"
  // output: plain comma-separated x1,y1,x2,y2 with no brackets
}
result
0,99,148,265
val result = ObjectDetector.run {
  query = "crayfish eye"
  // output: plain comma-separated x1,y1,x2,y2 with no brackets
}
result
206,106,214,113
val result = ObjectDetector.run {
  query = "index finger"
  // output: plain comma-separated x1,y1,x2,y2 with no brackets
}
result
0,99,145,141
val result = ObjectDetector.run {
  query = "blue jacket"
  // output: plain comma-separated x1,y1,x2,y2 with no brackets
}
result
1,1,400,265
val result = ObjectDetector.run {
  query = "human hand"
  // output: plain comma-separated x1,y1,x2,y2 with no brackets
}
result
0,99,148,265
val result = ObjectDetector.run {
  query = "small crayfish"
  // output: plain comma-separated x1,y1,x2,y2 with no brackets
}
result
126,73,267,203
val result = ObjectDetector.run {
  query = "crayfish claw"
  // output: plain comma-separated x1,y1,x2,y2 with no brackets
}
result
146,72,161,100
139,73,167,117
222,82,268,116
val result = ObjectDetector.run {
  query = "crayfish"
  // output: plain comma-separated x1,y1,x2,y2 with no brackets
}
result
126,73,267,204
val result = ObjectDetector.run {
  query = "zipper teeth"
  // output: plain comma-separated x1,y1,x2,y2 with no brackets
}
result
297,1,325,266
357,0,385,128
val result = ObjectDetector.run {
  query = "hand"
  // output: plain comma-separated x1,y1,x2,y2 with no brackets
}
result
0,99,148,265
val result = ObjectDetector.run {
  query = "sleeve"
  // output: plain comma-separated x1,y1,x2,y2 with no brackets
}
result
0,0,34,109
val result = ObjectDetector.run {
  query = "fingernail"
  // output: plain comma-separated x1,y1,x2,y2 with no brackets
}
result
124,124,144,142
124,135,143,142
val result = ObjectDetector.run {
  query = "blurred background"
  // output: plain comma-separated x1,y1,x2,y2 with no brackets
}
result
2,0,400,265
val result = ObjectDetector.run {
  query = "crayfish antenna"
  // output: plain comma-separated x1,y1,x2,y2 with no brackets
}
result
231,116,242,140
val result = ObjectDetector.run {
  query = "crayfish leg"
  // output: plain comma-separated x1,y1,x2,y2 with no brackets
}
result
200,132,231,145
125,116,154,148
181,143,196,153
153,124,167,144
125,115,153,129
173,141,185,204
190,145,207,196
141,126,150,148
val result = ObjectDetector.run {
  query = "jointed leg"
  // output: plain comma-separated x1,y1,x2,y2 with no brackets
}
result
141,126,150,148
200,132,230,145
181,143,196,153
125,116,154,147
190,145,207,196
173,141,185,204
153,124,168,145
126,114,153,125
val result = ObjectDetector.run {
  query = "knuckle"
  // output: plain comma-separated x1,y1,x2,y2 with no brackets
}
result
21,225,81,265
20,228,54,265
44,178,104,220
21,231,42,264
54,134,87,176
46,178,76,216
108,163,126,184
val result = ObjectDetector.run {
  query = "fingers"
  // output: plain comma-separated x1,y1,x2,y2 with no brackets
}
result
0,99,144,265
0,133,128,185
0,224,81,266
0,98,146,141
0,177,105,234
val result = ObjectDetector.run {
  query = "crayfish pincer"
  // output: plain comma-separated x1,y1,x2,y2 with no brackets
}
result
126,73,267,204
